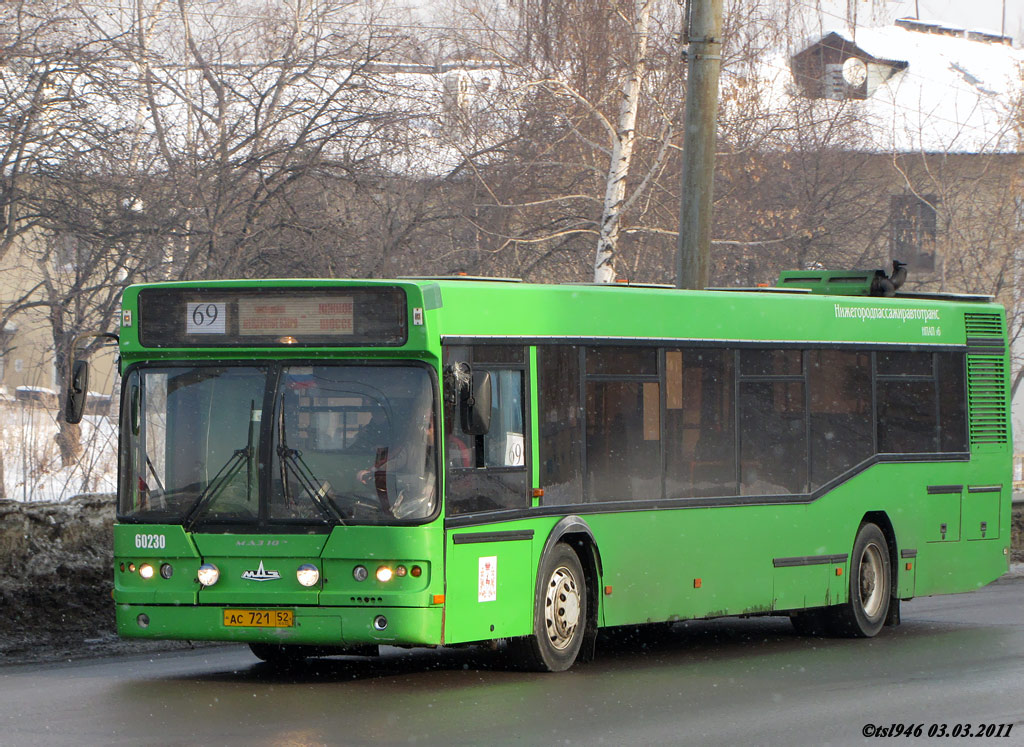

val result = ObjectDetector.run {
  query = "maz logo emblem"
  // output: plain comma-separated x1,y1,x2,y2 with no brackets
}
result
241,561,282,582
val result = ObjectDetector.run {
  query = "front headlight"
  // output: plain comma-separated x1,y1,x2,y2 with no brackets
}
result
296,564,320,587
197,563,220,587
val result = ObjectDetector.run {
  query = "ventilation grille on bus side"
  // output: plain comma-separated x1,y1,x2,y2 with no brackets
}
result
964,312,1008,445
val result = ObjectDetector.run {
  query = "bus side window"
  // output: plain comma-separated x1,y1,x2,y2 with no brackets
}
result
538,345,583,505
584,346,660,502
476,370,526,468
876,351,938,453
443,345,529,515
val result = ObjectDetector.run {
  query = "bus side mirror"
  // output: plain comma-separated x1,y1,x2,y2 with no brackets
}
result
65,359,89,424
460,370,492,436
63,330,119,424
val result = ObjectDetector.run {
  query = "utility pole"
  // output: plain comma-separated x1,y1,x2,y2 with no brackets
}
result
676,0,724,290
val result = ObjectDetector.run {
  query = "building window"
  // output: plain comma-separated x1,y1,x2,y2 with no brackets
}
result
0,323,15,383
52,233,81,271
890,194,937,272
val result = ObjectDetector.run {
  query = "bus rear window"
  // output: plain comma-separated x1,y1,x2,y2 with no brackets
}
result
137,287,408,347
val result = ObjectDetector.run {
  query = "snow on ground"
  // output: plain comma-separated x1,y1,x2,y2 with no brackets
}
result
0,400,117,502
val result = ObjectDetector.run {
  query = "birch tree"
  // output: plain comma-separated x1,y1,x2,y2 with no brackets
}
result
592,0,652,283
435,0,684,282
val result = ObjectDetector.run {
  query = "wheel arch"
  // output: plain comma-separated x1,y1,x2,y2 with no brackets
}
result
861,510,901,625
538,515,603,662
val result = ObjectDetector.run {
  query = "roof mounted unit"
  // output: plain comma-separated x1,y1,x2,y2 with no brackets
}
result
778,269,993,302
398,275,522,283
777,270,878,295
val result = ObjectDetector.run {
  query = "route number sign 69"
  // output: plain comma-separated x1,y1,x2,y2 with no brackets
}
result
187,302,226,334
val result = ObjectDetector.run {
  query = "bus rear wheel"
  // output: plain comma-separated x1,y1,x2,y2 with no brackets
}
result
511,542,588,672
824,522,891,638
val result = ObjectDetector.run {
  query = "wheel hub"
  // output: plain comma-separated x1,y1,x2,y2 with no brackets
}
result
544,566,581,650
859,542,885,619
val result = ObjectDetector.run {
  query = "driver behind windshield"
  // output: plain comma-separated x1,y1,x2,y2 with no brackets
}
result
353,410,436,519
272,366,438,523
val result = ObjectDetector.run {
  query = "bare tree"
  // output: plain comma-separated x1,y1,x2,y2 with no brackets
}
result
0,1,106,267
94,0,432,280
430,0,686,282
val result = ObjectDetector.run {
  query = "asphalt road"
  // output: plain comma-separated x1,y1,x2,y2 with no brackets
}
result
2,577,1022,746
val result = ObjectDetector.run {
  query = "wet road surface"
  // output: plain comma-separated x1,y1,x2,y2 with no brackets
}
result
2,577,1022,745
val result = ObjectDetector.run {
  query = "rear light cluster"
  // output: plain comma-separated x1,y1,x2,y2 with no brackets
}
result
352,564,422,583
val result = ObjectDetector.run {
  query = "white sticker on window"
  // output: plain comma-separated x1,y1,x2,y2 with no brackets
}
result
478,556,497,602
504,432,524,466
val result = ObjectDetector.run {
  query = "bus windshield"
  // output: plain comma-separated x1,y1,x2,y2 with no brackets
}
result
119,364,438,527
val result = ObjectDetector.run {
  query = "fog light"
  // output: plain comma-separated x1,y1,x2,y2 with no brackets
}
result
197,563,220,587
353,565,368,582
139,563,155,580
296,563,320,587
373,615,388,631
137,613,150,628
160,563,173,579
376,566,393,583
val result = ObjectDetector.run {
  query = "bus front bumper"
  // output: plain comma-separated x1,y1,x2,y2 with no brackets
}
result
115,603,444,647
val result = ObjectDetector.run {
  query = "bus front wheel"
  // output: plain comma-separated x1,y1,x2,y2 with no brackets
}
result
511,542,588,672
826,522,891,637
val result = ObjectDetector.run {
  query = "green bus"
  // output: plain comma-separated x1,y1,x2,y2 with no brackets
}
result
69,272,1012,671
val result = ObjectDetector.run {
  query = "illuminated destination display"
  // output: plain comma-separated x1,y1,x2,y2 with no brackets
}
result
138,287,407,347
237,297,354,335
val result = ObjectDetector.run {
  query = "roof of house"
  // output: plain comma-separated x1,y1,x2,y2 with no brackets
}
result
757,23,1024,154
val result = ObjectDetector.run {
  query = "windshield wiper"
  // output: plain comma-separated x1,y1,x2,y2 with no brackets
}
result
183,401,257,530
278,401,344,525
277,446,345,524
182,445,253,530
145,455,165,493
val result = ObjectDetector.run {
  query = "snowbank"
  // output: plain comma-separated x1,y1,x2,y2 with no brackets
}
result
0,402,117,502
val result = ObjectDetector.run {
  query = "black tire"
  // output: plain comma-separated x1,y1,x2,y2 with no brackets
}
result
822,522,891,638
248,642,307,666
511,543,588,672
